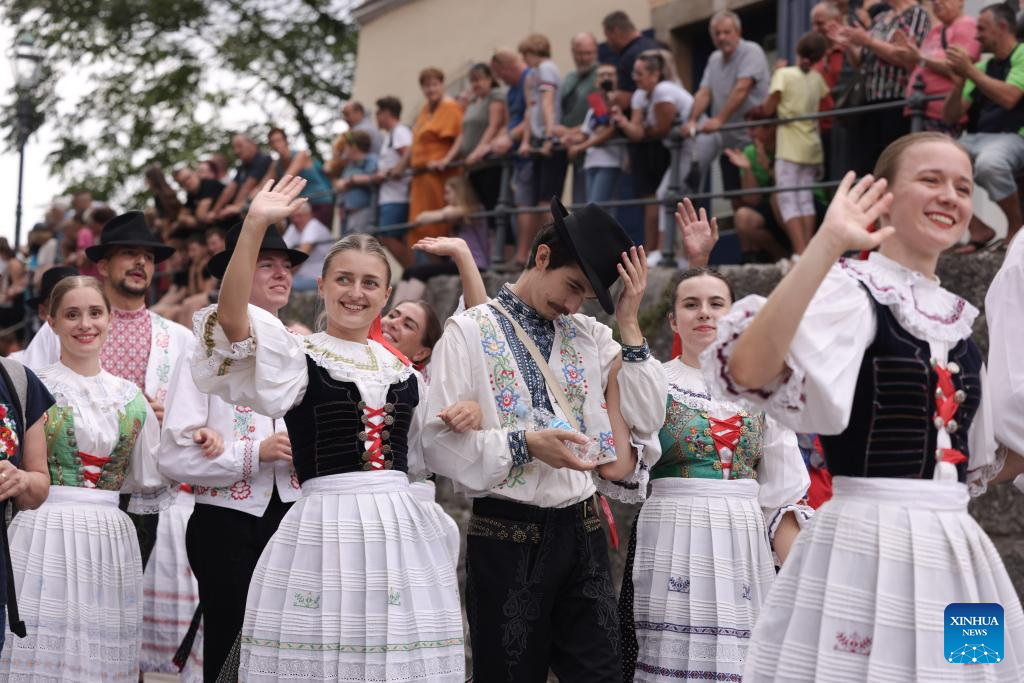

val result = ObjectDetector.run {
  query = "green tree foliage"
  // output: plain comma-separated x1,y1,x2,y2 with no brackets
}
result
2,0,357,205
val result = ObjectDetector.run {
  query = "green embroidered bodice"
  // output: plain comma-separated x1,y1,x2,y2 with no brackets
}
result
44,392,148,489
651,392,766,481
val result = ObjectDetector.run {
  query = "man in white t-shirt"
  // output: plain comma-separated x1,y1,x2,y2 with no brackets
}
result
282,203,333,291
372,96,416,267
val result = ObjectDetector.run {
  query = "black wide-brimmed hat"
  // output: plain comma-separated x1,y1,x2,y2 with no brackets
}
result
26,266,80,309
84,211,176,263
207,222,310,279
550,197,634,314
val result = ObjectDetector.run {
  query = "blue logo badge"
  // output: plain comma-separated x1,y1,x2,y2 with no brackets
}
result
945,603,1004,663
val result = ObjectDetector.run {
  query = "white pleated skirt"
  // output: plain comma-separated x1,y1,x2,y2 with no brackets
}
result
743,476,1024,682
632,477,775,682
239,470,465,682
0,486,143,682
408,480,461,571
140,490,203,681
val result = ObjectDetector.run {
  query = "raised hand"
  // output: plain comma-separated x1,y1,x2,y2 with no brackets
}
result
247,175,308,227
412,236,470,259
615,245,648,346
722,147,752,171
675,198,719,267
817,172,895,253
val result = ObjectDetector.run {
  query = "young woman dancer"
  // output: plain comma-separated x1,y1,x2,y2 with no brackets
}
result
708,132,1024,680
192,176,464,681
613,202,812,682
0,276,175,680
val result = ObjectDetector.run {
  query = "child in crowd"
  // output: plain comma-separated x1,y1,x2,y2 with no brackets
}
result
762,31,828,255
568,63,626,204
333,129,378,234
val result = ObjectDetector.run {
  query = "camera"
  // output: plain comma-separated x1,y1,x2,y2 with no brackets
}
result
599,79,614,92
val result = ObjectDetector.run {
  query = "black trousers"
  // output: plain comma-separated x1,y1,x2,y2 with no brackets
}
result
185,488,292,681
466,496,620,683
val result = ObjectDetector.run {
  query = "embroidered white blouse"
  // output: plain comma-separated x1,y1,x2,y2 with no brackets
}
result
702,252,1000,495
190,304,427,476
421,299,666,509
36,362,173,513
161,330,302,516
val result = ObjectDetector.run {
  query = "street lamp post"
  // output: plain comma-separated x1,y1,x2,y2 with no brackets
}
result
10,32,44,252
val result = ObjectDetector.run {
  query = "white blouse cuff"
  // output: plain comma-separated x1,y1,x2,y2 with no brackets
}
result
592,440,649,504
766,501,814,541
127,486,177,515
967,445,1008,498
192,307,257,379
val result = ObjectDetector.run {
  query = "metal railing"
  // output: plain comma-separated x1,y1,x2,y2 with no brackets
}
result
316,76,940,268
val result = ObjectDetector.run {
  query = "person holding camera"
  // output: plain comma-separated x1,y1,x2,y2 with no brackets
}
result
567,63,627,204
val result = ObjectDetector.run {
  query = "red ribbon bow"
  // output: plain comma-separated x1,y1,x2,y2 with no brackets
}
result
934,364,958,425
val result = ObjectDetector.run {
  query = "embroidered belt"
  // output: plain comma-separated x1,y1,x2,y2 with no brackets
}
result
468,516,543,544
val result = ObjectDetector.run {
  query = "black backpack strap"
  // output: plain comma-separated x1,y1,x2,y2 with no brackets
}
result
0,360,27,638
173,603,203,671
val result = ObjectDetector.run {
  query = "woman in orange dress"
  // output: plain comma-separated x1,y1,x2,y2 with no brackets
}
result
392,67,464,247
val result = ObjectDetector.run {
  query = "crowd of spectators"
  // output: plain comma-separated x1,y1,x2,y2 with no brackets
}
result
4,1,1022,353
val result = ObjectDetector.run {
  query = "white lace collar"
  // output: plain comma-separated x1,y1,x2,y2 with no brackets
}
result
664,358,715,409
37,362,140,412
302,333,413,385
838,252,977,343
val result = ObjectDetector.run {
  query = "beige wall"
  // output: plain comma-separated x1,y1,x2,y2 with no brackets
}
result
351,0,650,125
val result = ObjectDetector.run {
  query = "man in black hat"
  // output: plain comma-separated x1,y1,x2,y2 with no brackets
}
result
160,222,308,679
422,198,667,681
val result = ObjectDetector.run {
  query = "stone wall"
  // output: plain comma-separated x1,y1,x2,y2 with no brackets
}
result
284,250,1023,597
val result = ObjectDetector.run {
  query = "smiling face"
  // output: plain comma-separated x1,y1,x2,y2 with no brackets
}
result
670,275,733,355
50,285,110,364
98,247,155,300
250,251,293,313
632,59,659,93
382,302,431,363
884,140,973,256
976,10,1002,53
318,249,392,339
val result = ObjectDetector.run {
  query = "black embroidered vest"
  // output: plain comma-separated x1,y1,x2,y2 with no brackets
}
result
283,356,419,484
818,287,982,481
